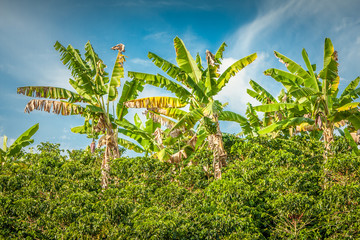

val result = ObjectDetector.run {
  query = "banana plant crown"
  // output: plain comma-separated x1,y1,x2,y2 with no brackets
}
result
126,37,256,138
255,38,360,135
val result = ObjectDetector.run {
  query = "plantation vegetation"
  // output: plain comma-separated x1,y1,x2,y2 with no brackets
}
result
1,37,360,238
1,136,360,239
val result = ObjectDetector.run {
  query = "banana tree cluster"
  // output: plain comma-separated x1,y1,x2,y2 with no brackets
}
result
251,38,360,155
124,37,256,179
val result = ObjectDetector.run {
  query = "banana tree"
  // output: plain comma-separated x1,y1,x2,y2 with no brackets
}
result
254,38,360,155
124,37,256,179
0,123,39,163
17,41,132,189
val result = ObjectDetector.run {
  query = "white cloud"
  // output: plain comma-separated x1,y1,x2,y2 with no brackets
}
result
216,52,274,115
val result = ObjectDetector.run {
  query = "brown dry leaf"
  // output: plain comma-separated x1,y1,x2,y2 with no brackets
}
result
146,110,175,129
170,150,187,163
303,113,311,118
24,99,82,115
111,43,125,53
333,51,338,61
125,97,186,109
275,53,289,67
97,135,107,148
315,115,323,129
296,123,316,132
350,132,359,144
90,141,96,153
94,115,107,132
188,134,197,148
334,120,346,128
206,50,216,66
153,128,164,148
170,129,182,138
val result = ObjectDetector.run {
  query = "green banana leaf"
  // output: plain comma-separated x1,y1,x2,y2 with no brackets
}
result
258,117,314,135
216,53,257,93
6,123,39,158
174,36,202,83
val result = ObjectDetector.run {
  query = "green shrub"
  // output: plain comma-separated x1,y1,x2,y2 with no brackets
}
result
1,138,359,239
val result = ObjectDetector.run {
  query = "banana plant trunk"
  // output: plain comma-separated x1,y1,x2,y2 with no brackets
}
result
208,115,227,179
323,123,334,159
101,127,120,189
322,122,334,186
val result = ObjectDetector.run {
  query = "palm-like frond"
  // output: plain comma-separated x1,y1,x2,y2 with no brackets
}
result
17,86,82,102
125,96,187,109
205,58,219,96
254,103,297,112
218,111,247,124
178,73,207,102
84,41,102,74
216,53,257,94
6,123,39,158
148,108,187,120
290,87,318,99
301,49,319,91
214,42,227,61
68,79,96,103
117,138,144,153
108,51,125,101
146,110,176,128
336,102,360,112
264,68,303,92
54,41,91,78
240,103,262,136
274,51,310,81
258,117,314,135
128,72,191,101
248,80,277,104
174,37,202,83
24,99,84,115
116,80,144,121
170,108,204,131
148,52,183,79
339,77,360,101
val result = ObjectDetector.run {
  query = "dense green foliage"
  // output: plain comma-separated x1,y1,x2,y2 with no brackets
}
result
1,137,359,239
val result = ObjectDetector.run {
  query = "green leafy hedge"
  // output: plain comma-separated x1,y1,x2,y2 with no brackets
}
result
1,137,359,239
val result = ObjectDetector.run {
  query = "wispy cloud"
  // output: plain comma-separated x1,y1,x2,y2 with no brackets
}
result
130,58,151,66
216,52,280,115
144,32,171,41
228,0,296,56
228,0,360,57
224,0,360,102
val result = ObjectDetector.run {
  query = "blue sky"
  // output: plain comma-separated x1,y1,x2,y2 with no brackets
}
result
1,0,360,155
